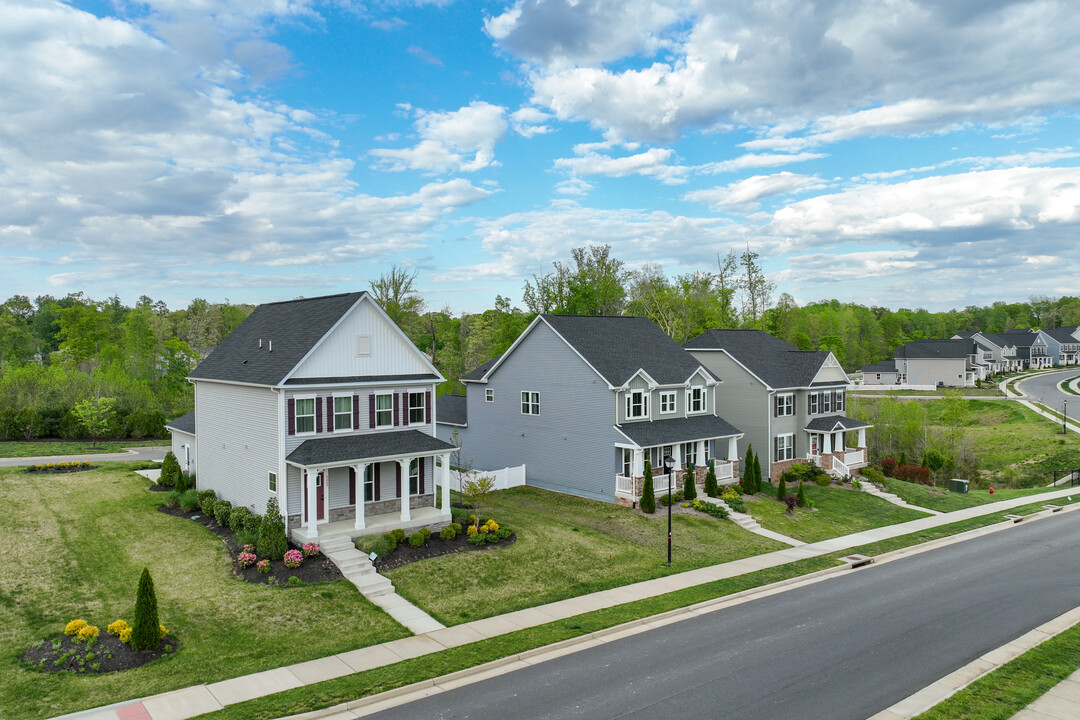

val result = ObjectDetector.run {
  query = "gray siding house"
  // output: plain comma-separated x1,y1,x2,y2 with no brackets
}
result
1044,327,1080,366
172,291,455,543
685,330,870,481
437,315,743,506
866,338,983,387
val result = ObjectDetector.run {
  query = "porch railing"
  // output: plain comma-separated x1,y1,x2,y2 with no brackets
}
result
615,475,636,495
832,456,850,478
714,461,734,481
807,454,822,467
844,449,865,466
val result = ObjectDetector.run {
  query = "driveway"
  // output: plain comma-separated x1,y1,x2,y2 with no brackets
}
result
0,445,169,468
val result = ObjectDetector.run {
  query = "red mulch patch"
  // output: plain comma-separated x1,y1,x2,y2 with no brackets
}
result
21,631,177,674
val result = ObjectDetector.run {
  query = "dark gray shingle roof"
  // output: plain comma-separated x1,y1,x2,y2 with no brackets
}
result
895,339,973,359
805,414,872,432
165,410,195,434
284,374,439,386
861,361,897,373
285,430,454,466
541,315,710,386
436,394,467,426
1045,326,1080,343
189,292,366,386
462,355,501,382
617,415,742,448
684,329,833,389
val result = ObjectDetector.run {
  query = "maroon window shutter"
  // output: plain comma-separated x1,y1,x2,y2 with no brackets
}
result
395,463,402,497
425,391,432,424
315,397,323,433
348,467,356,505
393,393,400,426
353,394,360,428
327,397,334,432
287,398,295,436
369,394,376,429
419,457,425,494
401,391,409,427
374,463,381,500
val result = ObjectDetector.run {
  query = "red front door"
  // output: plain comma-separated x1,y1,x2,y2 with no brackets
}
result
304,471,326,521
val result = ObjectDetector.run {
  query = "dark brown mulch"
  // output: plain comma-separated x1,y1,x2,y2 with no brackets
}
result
21,631,177,674
147,482,173,493
24,465,96,474
372,531,517,572
157,505,344,586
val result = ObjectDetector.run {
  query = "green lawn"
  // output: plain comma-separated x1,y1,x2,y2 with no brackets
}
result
881,476,1060,513
742,484,928,543
853,388,1005,396
384,486,788,626
0,440,167,458
0,464,409,720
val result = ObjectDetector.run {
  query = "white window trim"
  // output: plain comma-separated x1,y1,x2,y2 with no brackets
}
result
776,433,794,461
659,391,677,415
485,388,494,403
521,390,540,415
408,391,426,425
687,386,706,414
363,465,375,502
295,396,316,435
775,393,794,417
409,458,420,495
625,389,649,420
374,393,393,428
809,393,818,415
268,471,277,493
333,395,352,432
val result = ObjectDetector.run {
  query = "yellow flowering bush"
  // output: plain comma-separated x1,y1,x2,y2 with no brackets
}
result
64,619,87,635
119,627,132,644
160,624,169,638
107,619,130,636
467,524,478,536
483,519,499,532
58,461,69,468
77,624,100,642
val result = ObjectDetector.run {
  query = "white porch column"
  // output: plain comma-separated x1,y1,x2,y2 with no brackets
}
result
823,433,832,454
857,427,866,448
353,463,367,530
728,436,738,460
633,448,644,476
440,453,452,517
305,468,318,537
399,458,411,522
696,440,706,471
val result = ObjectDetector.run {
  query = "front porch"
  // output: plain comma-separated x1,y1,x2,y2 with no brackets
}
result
802,415,872,479
290,504,447,544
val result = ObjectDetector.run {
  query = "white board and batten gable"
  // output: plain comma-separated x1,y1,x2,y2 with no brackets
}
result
810,353,850,385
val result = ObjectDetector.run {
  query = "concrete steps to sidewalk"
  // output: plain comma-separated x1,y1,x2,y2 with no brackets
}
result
697,495,806,546
860,482,943,515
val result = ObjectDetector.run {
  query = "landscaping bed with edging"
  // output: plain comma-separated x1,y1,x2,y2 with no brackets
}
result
21,626,177,674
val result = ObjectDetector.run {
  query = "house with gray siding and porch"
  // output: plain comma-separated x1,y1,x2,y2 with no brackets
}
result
684,330,871,481
172,290,455,544
436,314,744,507
1043,326,1080,366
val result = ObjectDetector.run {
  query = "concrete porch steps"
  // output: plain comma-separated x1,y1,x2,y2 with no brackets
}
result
696,495,806,547
860,481,943,515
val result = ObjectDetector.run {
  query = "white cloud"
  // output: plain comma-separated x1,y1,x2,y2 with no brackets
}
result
684,172,823,211
369,101,509,173
553,147,689,184
699,152,827,174
510,106,553,137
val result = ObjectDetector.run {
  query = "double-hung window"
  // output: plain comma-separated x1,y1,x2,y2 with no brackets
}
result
363,465,374,502
683,442,698,468
621,449,633,477
295,398,315,433
660,391,676,414
774,393,793,417
688,386,705,413
626,390,648,419
268,471,277,493
408,392,426,424
409,459,420,495
809,393,818,414
822,391,831,413
834,391,844,411
334,396,352,431
521,391,540,415
775,433,794,461
485,388,494,402
375,393,393,427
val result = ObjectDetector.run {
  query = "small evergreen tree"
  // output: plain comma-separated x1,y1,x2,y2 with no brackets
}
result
776,472,787,501
796,480,807,508
742,445,754,492
257,497,288,560
639,458,656,514
704,459,718,497
753,450,764,494
161,451,181,489
131,567,160,651
899,451,908,467
683,464,697,500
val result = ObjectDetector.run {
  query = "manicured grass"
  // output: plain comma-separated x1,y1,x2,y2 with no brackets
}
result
193,497,1080,720
742,484,928,543
853,388,1005,396
881,476,1059,513
0,440,166,458
0,464,409,720
384,486,788,626
914,619,1080,720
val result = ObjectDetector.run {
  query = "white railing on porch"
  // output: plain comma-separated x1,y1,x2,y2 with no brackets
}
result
715,461,734,481
844,449,865,466
831,456,850,478
807,454,822,467
615,475,635,495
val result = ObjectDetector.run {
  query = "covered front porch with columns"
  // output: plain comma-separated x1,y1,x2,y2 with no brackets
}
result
804,415,873,478
285,429,455,543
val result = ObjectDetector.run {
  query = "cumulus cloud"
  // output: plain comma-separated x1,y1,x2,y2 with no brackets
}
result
684,172,823,211
510,106,553,137
553,147,690,184
369,101,509,173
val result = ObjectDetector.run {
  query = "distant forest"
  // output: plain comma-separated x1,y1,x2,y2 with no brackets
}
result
2,245,1078,440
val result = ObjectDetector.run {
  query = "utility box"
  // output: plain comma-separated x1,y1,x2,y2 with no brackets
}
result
948,478,969,494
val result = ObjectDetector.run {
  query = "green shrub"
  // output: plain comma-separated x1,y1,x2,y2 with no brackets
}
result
229,506,251,533
659,490,684,506
131,568,160,652
691,499,730,520
256,497,288,560
450,522,462,534
390,528,406,544
234,529,258,548
179,489,200,512
243,513,262,535
639,458,656,514
861,466,885,484
160,451,181,488
440,525,457,541
408,531,425,548
683,469,697,501
495,526,513,540
725,496,747,513
776,474,787,501
796,480,808,508
704,460,718,497
753,451,763,492
742,445,756,493
382,533,398,553
420,527,432,540
213,500,232,526
164,489,181,509
198,489,217,514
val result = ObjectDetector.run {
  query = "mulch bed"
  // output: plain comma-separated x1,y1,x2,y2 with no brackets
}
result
21,631,177,674
157,505,344,586
24,464,97,474
371,531,517,572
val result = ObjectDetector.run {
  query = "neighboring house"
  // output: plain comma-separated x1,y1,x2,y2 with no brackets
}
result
172,291,455,542
1043,327,1080,366
869,338,982,387
165,410,196,475
436,314,744,506
995,329,1053,370
955,332,1021,374
860,360,901,386
684,330,871,480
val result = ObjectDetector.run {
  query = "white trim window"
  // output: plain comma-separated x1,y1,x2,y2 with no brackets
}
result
268,471,277,493
334,396,352,431
409,392,426,425
775,433,794,461
409,458,420,495
485,388,494,403
683,441,698,468
774,393,794,417
626,389,649,419
687,386,705,414
363,465,374,502
295,397,316,434
809,393,819,414
660,391,677,415
375,393,393,428
822,391,832,413
621,448,633,477
834,391,844,411
521,391,540,415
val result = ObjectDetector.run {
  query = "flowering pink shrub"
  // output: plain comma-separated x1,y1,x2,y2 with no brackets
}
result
256,559,271,574
302,542,320,557
242,544,255,554
238,552,257,569
283,549,304,569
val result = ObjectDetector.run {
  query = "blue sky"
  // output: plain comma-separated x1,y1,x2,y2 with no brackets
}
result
2,0,1079,315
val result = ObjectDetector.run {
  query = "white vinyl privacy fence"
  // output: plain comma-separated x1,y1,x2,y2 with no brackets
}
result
437,461,527,492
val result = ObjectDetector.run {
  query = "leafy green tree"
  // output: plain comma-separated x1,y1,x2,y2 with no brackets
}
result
257,497,288,560
161,451,182,489
640,458,656,514
71,396,117,448
370,264,424,330
131,567,161,651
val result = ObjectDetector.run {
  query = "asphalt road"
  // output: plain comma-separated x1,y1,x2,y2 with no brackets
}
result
1017,369,1077,416
367,511,1080,720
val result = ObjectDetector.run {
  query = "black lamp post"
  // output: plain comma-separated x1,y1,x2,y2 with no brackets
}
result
663,455,675,565
1065,400,1069,435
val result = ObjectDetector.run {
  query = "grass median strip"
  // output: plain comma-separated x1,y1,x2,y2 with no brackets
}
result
0,440,165,458
192,497,1080,720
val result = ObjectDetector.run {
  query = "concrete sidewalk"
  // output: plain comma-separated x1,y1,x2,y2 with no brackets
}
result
50,486,1080,720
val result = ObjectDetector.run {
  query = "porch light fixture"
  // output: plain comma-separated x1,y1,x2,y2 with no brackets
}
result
663,455,675,565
